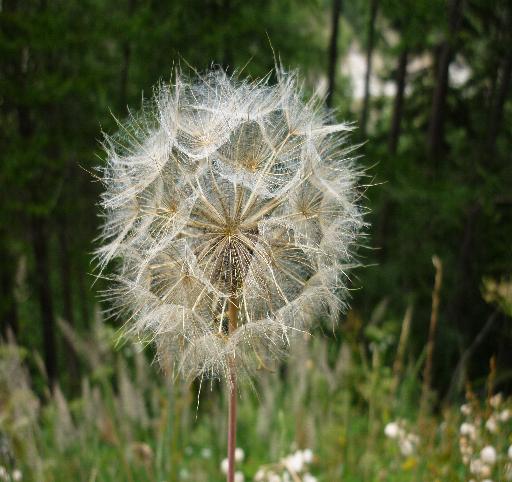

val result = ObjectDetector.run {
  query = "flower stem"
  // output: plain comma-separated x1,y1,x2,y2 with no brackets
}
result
227,296,238,482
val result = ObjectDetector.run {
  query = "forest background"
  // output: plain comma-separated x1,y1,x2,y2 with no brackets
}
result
1,0,511,480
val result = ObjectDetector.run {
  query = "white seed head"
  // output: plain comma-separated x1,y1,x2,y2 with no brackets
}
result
470,458,484,475
460,422,477,440
490,393,503,408
12,470,22,482
384,422,400,439
461,403,472,416
485,416,498,433
302,448,313,463
235,447,245,462
399,439,414,456
480,445,497,465
285,451,305,473
96,69,364,382
500,409,511,422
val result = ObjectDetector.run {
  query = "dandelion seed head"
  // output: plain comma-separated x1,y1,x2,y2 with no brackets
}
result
384,422,400,439
235,447,245,462
96,69,365,382
481,446,497,465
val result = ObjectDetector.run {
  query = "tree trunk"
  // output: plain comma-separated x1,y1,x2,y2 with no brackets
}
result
0,243,19,338
487,47,512,153
77,264,91,325
119,43,131,110
360,0,379,136
58,216,80,382
326,0,343,108
426,0,463,158
119,0,136,110
222,0,233,70
30,216,58,385
388,48,408,153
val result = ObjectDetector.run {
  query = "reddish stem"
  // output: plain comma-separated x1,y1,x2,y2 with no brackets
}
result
227,297,238,482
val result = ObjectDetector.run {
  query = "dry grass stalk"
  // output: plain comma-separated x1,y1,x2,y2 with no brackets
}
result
420,255,443,418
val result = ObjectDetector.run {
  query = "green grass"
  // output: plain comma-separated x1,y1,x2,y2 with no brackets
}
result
1,311,510,482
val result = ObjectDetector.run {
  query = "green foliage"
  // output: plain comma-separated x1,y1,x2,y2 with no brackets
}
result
2,307,511,481
0,0,511,467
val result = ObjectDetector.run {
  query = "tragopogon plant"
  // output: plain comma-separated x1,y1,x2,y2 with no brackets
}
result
97,69,364,481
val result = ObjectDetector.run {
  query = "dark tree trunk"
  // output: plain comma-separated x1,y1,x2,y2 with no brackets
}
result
58,216,80,382
360,0,379,136
222,0,233,70
77,264,90,325
388,48,408,154
119,43,131,110
0,244,19,337
426,0,463,158
58,220,74,328
30,216,57,385
326,0,343,108
444,202,480,398
487,48,512,153
119,0,136,110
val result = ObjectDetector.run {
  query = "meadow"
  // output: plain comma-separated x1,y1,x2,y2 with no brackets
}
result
2,279,511,481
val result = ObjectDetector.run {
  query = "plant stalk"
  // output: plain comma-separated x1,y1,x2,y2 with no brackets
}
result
227,296,238,482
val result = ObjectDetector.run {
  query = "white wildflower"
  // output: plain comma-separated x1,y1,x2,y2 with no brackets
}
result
481,446,497,465
221,458,229,474
0,467,7,480
302,448,313,463
490,393,503,408
500,409,511,422
303,474,317,482
485,416,498,434
461,403,472,415
508,445,512,459
254,469,266,481
201,447,212,459
460,422,477,440
470,458,484,475
12,471,22,482
235,447,245,462
234,471,244,482
399,439,414,456
384,422,400,439
285,451,305,473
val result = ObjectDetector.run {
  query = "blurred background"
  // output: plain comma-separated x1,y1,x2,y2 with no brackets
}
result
1,0,511,480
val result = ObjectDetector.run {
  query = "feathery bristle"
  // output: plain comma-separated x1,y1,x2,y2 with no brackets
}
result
96,69,365,382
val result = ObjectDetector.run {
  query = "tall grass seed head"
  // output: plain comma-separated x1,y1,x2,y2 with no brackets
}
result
96,69,365,383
